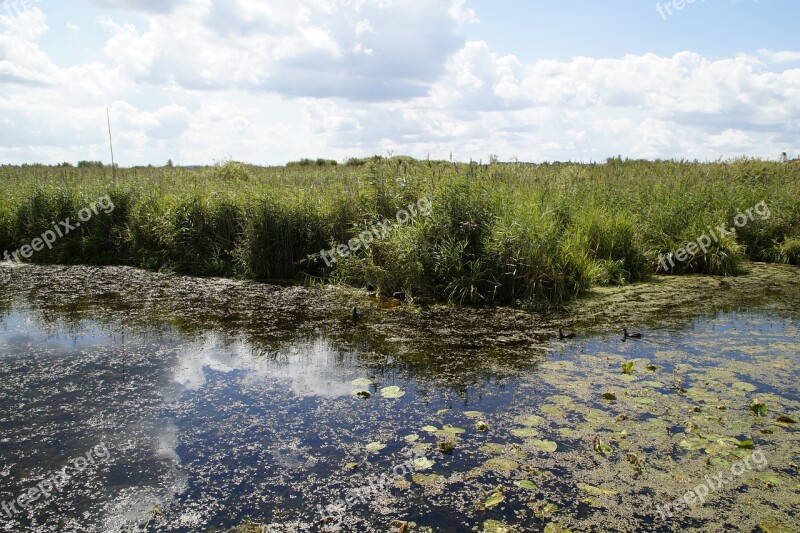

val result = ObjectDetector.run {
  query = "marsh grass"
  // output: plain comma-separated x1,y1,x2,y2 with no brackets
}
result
1,158,798,306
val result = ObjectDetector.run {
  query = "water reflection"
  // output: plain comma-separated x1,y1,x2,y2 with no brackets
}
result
0,264,797,532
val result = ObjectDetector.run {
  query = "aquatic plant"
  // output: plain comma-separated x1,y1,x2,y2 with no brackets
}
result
0,157,798,305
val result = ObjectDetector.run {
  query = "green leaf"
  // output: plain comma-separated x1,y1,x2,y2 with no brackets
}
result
750,400,767,417
380,386,405,399
514,479,538,491
483,490,505,509
365,442,386,453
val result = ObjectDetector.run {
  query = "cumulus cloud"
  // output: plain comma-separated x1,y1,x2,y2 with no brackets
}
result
0,1,799,165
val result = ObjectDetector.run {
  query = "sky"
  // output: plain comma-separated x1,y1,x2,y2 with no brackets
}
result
0,0,798,166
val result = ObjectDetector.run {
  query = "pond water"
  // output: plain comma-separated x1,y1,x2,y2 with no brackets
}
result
0,264,798,532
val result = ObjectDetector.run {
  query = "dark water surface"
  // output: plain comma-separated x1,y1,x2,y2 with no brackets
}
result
0,264,798,532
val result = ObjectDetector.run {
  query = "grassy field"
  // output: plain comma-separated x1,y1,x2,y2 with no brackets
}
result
1,157,798,307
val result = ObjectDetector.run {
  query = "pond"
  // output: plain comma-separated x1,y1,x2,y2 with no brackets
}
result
0,264,798,532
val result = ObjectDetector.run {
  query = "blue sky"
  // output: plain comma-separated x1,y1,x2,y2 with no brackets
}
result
1,0,798,165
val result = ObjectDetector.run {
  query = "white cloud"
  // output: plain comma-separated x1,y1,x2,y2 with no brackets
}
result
0,1,799,165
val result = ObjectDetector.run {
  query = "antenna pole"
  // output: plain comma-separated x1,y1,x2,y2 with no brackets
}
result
107,107,116,183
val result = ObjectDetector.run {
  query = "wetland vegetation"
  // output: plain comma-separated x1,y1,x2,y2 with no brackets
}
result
0,263,798,532
1,157,798,532
1,157,799,307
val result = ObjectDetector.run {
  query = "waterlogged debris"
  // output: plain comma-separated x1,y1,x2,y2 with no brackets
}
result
776,415,797,424
621,361,635,375
750,399,768,417
345,462,360,470
602,392,617,401
353,389,371,399
513,479,537,491
365,442,386,453
646,364,659,372
531,439,558,453
476,421,489,431
381,386,406,399
413,457,435,470
577,483,618,496
481,486,505,509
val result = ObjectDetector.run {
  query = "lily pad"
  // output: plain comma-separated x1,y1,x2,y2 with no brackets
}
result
531,439,558,453
440,424,466,435
511,428,539,438
577,482,618,496
515,414,546,427
365,442,386,453
351,378,373,387
482,488,505,509
733,381,758,392
528,501,558,519
513,479,537,491
421,425,438,433
413,457,435,470
404,434,420,443
464,411,484,419
412,473,440,487
483,457,520,474
380,386,406,399
483,520,517,533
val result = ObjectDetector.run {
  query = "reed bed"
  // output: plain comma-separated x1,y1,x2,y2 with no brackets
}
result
1,157,798,306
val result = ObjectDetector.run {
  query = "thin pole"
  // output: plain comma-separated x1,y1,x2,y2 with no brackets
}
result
107,107,116,183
